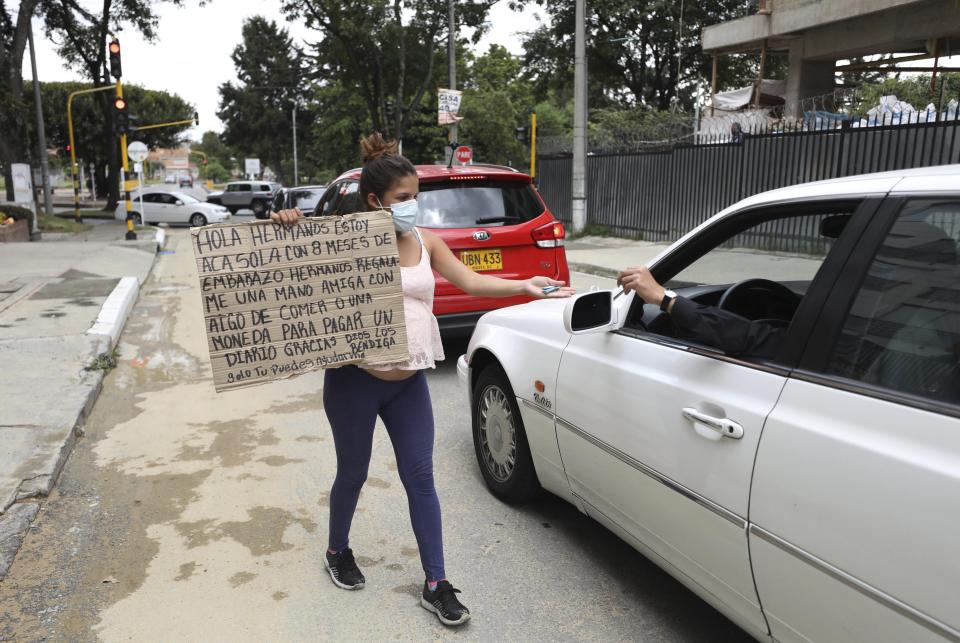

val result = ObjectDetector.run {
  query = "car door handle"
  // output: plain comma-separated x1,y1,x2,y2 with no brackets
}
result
682,408,744,439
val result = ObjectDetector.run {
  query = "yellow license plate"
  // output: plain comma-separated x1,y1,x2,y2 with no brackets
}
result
460,249,503,272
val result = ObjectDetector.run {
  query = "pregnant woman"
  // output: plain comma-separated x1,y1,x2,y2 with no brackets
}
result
271,133,574,626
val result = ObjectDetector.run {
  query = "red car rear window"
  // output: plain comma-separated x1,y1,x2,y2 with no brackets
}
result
416,180,545,228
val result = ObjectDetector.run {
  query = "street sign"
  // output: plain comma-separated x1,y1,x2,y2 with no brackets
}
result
455,146,473,164
245,158,261,177
438,88,463,125
127,141,148,162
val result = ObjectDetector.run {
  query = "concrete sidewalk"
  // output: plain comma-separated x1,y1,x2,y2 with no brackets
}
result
566,235,671,283
0,222,162,579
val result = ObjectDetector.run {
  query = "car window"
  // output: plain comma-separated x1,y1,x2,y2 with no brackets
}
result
156,194,177,205
667,212,837,291
141,193,161,203
225,184,236,192
235,184,251,192
292,188,323,211
824,200,960,405
259,184,271,192
177,193,200,204
334,181,360,216
623,204,860,362
315,182,342,217
416,180,545,228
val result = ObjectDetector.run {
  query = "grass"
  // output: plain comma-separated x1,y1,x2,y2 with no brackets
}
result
55,209,115,220
39,213,91,233
85,348,119,372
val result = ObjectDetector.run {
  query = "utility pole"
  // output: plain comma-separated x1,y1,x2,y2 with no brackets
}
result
292,104,299,187
448,0,457,150
27,20,49,239
572,0,587,234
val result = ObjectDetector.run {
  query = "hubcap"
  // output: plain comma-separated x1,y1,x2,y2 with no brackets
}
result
478,385,517,483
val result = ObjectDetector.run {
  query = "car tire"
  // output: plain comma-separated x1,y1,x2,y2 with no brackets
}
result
130,213,142,225
252,200,267,218
190,213,207,227
472,363,541,504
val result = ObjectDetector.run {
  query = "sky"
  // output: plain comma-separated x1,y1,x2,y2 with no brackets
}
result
23,0,548,139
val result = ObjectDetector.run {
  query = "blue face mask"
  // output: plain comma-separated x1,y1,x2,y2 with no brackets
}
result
379,198,419,233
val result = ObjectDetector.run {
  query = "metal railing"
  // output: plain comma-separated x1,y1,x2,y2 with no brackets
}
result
537,89,960,251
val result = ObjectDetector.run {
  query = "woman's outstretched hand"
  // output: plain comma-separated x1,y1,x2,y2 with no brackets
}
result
270,207,303,226
522,276,577,299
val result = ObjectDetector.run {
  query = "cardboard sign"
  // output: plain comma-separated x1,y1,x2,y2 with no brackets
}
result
191,211,409,392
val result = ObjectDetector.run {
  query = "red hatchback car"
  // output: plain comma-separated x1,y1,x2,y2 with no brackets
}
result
313,164,570,333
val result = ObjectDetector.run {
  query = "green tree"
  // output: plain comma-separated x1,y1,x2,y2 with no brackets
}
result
25,82,194,180
218,16,308,184
282,0,495,160
37,0,198,208
0,0,38,200
513,0,758,110
459,45,533,167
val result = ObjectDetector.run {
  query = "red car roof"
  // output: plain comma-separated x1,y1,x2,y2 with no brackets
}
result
336,164,531,183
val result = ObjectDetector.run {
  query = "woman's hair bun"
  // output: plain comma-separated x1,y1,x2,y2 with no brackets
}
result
360,132,399,165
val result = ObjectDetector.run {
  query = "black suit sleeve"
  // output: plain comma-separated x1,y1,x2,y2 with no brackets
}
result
668,297,786,360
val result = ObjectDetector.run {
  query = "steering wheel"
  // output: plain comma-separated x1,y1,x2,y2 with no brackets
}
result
717,278,801,327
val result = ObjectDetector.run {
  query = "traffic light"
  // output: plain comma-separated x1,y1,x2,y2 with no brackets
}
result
113,96,129,135
64,144,72,153
515,126,529,143
108,39,122,79
194,111,199,126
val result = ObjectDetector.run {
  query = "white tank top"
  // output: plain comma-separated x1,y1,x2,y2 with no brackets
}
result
366,228,445,371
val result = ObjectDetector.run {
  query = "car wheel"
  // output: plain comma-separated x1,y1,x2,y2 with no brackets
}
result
252,200,267,218
130,213,142,225
472,363,540,503
190,213,207,227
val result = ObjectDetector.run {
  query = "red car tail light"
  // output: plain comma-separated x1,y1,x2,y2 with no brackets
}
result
531,221,565,248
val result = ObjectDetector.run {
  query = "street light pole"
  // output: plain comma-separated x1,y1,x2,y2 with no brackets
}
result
27,19,50,238
572,0,587,234
448,0,457,149
292,104,299,187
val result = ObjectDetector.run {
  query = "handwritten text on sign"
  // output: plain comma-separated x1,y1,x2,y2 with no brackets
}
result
191,211,409,392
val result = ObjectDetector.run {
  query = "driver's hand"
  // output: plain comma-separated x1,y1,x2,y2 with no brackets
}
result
618,266,665,306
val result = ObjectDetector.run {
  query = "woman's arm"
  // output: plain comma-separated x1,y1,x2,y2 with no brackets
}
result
421,228,575,299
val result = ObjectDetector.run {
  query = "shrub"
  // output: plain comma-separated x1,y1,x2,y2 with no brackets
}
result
0,204,34,222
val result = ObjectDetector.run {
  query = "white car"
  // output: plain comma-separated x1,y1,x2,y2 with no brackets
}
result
114,191,231,227
459,165,960,642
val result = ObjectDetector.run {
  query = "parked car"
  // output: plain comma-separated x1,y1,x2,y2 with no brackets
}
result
114,190,231,227
206,181,280,218
318,164,569,333
271,184,327,217
163,174,177,184
458,165,960,643
178,174,193,188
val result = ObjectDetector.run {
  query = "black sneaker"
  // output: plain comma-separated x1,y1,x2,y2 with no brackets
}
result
324,548,365,590
421,580,471,626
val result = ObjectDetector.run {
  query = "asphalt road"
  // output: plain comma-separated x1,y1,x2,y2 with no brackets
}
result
0,228,750,642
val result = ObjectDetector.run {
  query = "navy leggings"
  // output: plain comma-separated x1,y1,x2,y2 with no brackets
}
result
323,365,445,581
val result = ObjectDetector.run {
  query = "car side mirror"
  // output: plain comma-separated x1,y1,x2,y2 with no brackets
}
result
563,290,619,334
175,200,184,206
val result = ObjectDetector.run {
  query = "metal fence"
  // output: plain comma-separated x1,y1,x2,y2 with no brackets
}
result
537,103,960,250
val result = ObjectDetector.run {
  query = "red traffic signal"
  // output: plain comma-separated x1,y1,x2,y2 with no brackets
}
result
113,96,129,135
108,39,122,79
203,158,208,165
65,144,72,153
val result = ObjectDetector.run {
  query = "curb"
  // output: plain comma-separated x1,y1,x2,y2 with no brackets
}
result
568,262,621,280
86,276,140,348
0,275,144,581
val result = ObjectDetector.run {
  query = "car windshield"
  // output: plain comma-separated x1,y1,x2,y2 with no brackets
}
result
416,179,545,228
175,193,200,204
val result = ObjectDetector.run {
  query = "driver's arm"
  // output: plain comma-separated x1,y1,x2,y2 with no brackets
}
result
618,266,786,359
